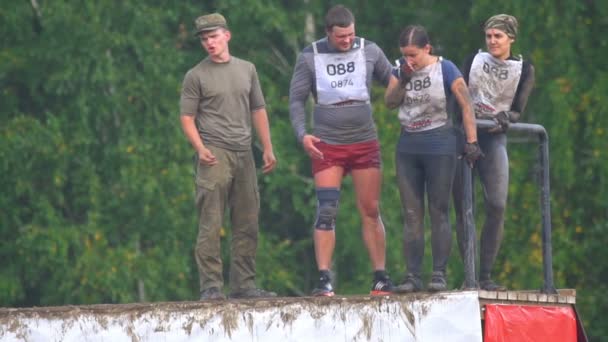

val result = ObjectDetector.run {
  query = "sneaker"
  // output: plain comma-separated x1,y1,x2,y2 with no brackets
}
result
370,275,395,296
428,272,447,292
479,279,507,291
200,287,226,300
229,288,277,299
311,272,334,297
394,273,423,293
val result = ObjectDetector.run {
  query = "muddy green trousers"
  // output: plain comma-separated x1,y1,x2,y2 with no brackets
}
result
194,145,259,293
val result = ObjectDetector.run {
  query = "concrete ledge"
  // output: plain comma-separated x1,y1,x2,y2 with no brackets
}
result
0,292,483,342
0,290,577,341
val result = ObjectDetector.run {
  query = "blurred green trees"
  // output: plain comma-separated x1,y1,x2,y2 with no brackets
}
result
1,0,606,338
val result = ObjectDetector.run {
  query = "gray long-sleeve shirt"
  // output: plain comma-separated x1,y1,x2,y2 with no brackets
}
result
289,37,392,144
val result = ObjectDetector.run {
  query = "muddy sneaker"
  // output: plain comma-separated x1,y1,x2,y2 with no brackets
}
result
311,271,334,297
428,271,447,292
479,279,507,291
370,272,395,296
229,288,277,299
395,273,423,293
200,287,226,300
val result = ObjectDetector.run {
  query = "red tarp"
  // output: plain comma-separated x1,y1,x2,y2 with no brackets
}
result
484,304,577,342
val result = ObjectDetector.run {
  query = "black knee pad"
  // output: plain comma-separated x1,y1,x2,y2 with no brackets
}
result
314,187,340,231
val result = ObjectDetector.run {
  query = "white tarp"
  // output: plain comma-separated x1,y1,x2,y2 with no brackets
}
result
0,291,482,342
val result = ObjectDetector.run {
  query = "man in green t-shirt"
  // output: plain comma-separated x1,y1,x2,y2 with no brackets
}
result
180,13,277,300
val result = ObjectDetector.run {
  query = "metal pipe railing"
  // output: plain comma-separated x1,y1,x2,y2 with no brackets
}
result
462,156,477,290
462,119,557,294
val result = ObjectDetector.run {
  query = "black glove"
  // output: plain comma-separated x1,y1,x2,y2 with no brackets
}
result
395,58,414,86
488,111,512,133
462,142,484,167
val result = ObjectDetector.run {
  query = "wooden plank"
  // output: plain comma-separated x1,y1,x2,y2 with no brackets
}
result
527,293,538,302
477,289,577,308
478,290,497,300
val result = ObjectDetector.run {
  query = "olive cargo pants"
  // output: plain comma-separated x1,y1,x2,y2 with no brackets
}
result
194,145,259,293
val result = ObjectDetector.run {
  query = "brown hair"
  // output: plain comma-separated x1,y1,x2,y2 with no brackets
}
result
325,5,355,31
399,25,431,49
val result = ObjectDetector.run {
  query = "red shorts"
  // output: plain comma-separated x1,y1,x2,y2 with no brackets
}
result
311,140,382,175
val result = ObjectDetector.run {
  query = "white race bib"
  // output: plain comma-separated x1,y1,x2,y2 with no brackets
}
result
398,58,448,132
313,38,369,105
468,52,522,117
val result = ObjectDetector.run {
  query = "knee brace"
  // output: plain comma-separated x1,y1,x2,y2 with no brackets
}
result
314,187,340,231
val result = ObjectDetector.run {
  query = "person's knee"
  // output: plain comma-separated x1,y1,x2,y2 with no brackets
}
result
403,225,424,242
231,233,258,256
404,206,424,224
485,196,506,216
358,199,380,220
428,200,450,218
315,187,340,231
404,211,425,239
196,228,221,256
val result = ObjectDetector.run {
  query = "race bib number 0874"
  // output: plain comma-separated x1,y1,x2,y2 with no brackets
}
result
330,78,354,88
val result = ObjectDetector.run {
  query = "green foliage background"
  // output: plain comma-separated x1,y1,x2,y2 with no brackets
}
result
1,0,606,338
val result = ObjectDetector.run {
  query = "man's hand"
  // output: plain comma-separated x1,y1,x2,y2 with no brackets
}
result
461,142,484,168
262,149,277,174
302,134,323,160
488,111,511,133
197,146,218,166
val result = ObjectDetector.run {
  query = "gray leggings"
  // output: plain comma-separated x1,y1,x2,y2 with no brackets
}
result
396,152,457,276
453,133,508,280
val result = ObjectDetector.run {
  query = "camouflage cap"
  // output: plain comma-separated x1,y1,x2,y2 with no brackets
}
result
194,13,227,35
484,14,518,39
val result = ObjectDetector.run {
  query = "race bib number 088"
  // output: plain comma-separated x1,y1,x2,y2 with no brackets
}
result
326,62,355,76
405,76,431,91
483,62,509,80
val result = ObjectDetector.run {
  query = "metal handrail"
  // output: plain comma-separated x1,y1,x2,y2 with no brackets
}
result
462,119,557,294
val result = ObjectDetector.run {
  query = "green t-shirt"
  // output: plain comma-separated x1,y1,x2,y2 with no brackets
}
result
180,56,266,151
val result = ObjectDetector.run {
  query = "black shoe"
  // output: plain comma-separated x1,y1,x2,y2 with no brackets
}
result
200,287,226,300
479,279,507,291
311,271,334,297
229,288,277,299
395,273,423,293
370,275,395,296
428,271,447,292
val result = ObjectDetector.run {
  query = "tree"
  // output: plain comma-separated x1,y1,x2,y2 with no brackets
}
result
1,0,606,338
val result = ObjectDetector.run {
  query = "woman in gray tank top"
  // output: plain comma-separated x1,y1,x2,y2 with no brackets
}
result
384,25,482,293
452,14,536,291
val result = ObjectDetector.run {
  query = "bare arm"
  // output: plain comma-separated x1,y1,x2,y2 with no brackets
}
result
180,114,217,165
451,77,477,143
384,75,405,109
252,107,276,173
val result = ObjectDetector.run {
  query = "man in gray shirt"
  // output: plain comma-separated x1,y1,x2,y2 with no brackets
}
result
289,5,394,296
180,13,276,300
